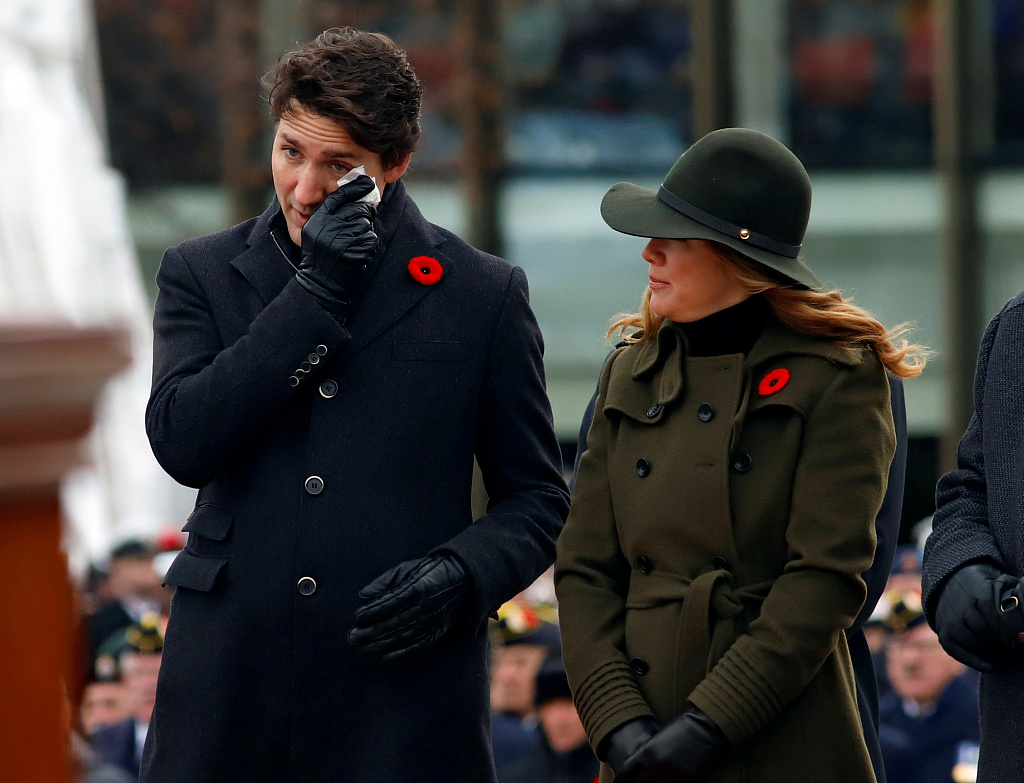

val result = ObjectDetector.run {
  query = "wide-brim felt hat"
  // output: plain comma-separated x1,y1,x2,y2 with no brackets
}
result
601,127,822,290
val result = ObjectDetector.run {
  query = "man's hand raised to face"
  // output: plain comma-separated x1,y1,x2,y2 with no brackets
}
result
294,174,378,322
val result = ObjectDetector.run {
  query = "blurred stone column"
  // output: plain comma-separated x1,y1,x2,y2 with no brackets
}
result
933,0,990,470
690,0,735,140
456,0,505,257
0,325,129,783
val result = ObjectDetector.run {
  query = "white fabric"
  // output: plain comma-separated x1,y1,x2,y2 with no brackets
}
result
0,0,183,574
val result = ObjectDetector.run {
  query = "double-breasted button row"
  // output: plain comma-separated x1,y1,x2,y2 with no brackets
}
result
289,344,329,387
297,576,317,596
636,555,653,574
304,475,324,495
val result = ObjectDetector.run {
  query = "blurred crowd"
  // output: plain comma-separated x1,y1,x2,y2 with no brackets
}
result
72,525,981,783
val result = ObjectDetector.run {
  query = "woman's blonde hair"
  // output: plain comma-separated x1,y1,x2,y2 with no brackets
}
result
608,241,928,378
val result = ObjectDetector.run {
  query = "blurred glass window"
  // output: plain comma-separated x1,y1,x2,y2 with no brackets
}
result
787,0,934,169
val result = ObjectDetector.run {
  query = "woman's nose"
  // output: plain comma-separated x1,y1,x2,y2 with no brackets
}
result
642,240,663,265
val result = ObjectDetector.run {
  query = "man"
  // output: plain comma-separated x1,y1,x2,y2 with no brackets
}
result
142,28,568,783
501,656,599,783
922,290,1024,782
489,604,562,776
87,538,162,665
91,614,164,778
877,587,980,783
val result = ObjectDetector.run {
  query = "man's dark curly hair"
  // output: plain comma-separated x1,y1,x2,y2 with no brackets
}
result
262,27,423,171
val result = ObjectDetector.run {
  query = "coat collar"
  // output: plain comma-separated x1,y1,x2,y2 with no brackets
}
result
230,180,452,365
631,307,861,381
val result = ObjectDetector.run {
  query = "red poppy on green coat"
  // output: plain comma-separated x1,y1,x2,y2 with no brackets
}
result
758,368,790,395
408,256,443,285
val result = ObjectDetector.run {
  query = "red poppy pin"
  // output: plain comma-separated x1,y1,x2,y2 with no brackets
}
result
408,256,443,285
758,368,790,396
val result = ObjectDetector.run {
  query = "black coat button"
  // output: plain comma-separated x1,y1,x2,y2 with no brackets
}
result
308,353,321,365
316,345,328,356
300,361,312,373
636,556,653,574
698,403,715,422
636,458,651,478
630,657,650,676
646,404,662,419
304,475,324,495
713,556,731,571
319,380,338,399
288,376,300,387
732,453,752,473
297,576,317,596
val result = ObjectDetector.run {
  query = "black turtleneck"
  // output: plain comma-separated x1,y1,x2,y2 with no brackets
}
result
679,294,773,357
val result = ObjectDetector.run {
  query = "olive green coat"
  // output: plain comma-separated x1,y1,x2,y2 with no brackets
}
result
554,316,895,783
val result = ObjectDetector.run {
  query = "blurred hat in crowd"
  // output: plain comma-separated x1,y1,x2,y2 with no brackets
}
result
534,656,573,707
890,544,923,576
95,610,165,664
109,537,157,561
490,600,561,654
875,586,927,633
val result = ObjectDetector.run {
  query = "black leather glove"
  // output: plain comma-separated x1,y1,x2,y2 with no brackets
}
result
616,707,730,783
295,174,378,322
602,718,660,774
934,561,1008,672
348,553,471,663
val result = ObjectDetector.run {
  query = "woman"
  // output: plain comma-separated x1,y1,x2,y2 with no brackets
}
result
554,128,926,783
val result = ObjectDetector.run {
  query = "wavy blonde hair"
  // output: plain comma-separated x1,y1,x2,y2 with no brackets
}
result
608,241,928,378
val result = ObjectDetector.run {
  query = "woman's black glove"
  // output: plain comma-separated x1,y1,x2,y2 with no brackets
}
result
295,174,378,322
348,553,471,663
602,718,660,774
616,707,730,783
935,561,1012,672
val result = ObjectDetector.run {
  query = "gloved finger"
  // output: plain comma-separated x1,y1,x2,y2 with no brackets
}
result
349,622,420,655
349,599,426,638
357,558,428,601
322,174,376,212
378,631,442,664
939,628,996,672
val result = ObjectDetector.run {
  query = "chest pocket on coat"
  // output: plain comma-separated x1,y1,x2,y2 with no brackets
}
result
393,340,467,362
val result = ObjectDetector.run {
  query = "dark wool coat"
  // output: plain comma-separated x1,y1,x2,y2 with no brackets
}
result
556,317,895,783
141,181,569,783
569,373,908,783
922,289,1024,783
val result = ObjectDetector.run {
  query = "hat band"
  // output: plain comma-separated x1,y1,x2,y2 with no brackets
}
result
657,186,801,259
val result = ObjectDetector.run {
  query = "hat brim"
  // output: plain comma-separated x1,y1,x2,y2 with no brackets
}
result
601,182,823,291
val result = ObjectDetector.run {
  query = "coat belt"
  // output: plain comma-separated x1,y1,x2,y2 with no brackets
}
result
626,569,775,712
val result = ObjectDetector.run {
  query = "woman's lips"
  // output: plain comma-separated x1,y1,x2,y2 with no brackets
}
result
649,278,669,289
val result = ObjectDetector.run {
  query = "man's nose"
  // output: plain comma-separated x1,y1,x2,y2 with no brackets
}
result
293,167,333,208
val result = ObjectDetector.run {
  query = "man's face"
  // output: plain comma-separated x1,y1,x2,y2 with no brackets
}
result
106,557,161,602
271,102,411,246
121,651,163,724
886,624,965,708
491,644,547,717
538,697,588,755
80,681,131,734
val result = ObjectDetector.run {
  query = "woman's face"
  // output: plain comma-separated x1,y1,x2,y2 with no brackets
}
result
643,238,751,323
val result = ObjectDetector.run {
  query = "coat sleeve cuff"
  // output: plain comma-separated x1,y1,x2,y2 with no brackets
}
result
687,644,784,746
573,659,656,753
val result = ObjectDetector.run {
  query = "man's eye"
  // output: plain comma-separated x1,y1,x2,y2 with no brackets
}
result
332,163,350,173
283,147,299,158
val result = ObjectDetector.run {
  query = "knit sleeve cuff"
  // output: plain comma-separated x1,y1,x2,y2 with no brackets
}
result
687,644,785,746
573,659,656,752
